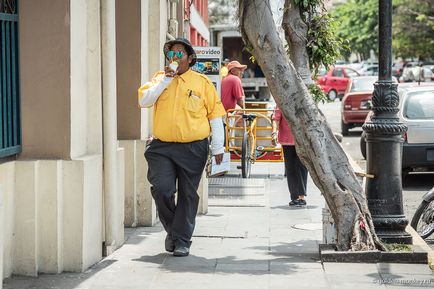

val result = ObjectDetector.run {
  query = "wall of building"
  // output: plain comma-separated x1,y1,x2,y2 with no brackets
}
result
185,0,209,46
19,0,71,159
116,0,142,140
70,0,103,159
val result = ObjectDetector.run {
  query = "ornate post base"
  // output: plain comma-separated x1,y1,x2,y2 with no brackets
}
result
363,81,412,244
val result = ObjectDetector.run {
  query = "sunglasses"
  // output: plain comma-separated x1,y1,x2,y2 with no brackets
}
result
167,51,185,59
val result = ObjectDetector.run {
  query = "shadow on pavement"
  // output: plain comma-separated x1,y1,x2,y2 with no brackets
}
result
132,240,321,276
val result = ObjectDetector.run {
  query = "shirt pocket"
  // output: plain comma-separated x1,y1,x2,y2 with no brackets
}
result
185,93,205,113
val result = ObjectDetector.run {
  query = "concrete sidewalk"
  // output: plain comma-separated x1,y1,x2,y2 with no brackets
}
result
4,162,434,289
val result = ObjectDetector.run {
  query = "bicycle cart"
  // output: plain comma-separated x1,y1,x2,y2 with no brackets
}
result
225,107,284,178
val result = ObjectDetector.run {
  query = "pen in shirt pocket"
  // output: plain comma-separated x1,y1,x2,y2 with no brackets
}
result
188,90,200,100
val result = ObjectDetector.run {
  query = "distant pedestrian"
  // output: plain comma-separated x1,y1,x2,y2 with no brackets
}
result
138,38,226,256
220,58,230,79
221,60,247,146
271,107,307,206
221,60,247,111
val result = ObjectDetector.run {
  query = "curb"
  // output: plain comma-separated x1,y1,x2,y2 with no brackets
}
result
406,225,434,270
319,227,429,264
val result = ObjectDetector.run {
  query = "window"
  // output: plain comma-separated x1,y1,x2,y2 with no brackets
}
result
350,77,376,92
344,68,359,78
0,0,21,158
332,68,343,77
404,91,434,120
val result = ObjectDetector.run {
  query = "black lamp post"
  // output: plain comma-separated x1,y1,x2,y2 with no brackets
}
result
362,0,412,244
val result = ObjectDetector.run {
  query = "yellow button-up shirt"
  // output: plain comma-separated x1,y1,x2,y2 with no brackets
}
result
138,69,226,143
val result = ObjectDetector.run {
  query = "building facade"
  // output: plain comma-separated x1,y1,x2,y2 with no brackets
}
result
0,0,209,287
184,0,209,46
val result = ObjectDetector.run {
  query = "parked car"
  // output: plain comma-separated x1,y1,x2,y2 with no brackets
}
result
358,64,378,76
400,86,434,174
400,61,434,82
401,62,420,82
316,66,360,101
340,76,378,136
422,65,434,82
360,84,434,176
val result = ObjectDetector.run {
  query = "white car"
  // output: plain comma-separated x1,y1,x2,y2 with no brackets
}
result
358,65,378,76
402,64,433,82
360,84,434,176
399,86,434,175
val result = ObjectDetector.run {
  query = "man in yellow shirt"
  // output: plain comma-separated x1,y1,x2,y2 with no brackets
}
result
138,38,226,257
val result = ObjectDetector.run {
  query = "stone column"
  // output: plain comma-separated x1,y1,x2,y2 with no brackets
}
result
101,0,125,255
15,0,106,275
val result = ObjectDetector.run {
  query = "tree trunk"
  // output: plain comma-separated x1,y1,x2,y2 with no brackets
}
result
239,0,385,251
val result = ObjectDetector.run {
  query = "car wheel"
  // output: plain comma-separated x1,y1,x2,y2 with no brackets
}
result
328,90,337,101
360,131,366,159
341,120,350,136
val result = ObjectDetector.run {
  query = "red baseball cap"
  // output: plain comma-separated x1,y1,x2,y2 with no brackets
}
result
227,61,247,72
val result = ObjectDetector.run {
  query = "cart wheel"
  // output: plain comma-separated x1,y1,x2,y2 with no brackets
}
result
241,131,251,178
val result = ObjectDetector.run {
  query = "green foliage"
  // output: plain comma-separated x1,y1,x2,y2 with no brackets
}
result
308,84,328,104
208,0,238,25
384,243,412,252
292,0,349,80
294,0,321,10
392,0,434,59
331,0,433,60
331,0,378,60
307,14,349,76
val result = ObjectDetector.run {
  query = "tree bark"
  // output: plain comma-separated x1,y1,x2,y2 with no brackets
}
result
239,0,385,251
281,0,313,87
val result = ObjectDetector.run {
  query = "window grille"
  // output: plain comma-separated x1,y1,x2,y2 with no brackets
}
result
0,0,21,158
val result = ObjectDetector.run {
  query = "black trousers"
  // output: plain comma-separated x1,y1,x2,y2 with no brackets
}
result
282,145,308,201
144,138,208,247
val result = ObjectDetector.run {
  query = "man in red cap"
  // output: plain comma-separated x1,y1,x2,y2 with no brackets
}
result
221,60,247,111
220,60,247,147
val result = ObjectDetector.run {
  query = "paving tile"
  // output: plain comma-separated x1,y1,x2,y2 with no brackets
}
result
323,262,379,274
325,273,382,287
210,273,270,289
269,262,324,272
270,271,329,288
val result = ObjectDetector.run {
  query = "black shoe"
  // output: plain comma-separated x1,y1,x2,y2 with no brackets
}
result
173,245,190,257
289,199,300,206
165,234,175,252
297,199,306,206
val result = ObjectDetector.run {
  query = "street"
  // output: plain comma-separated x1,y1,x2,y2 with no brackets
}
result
318,100,434,247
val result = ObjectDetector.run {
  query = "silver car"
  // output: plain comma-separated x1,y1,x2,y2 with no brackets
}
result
360,84,434,175
399,86,434,174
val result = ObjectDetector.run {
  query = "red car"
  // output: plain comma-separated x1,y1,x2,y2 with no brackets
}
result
340,76,377,135
316,66,360,101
